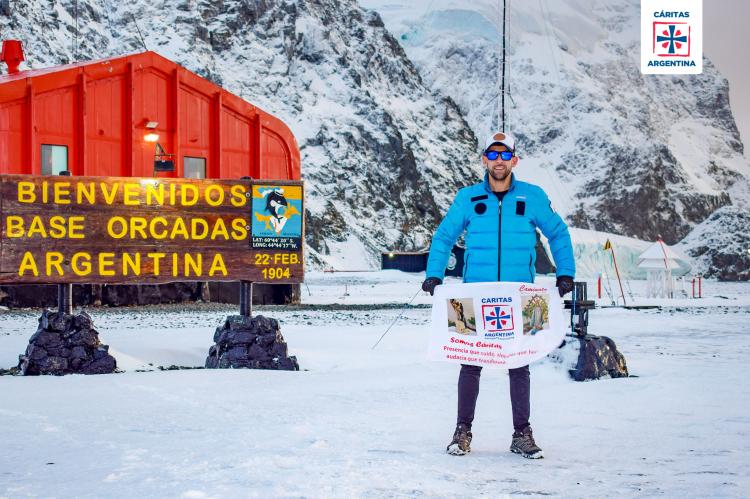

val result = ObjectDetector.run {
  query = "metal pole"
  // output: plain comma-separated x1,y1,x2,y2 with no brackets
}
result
501,0,507,132
58,170,73,315
239,280,253,317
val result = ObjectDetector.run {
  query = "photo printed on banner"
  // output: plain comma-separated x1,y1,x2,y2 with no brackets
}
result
446,298,477,336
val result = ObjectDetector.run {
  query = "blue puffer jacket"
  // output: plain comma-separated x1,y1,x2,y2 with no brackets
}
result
426,173,575,283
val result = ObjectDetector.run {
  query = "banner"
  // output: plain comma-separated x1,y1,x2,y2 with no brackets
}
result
429,282,566,369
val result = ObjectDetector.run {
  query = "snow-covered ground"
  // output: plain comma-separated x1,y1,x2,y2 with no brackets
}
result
1,271,749,497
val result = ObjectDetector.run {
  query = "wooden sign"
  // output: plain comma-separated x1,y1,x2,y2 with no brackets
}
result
0,175,304,285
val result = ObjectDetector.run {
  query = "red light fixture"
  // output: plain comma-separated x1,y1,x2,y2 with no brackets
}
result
1,40,25,75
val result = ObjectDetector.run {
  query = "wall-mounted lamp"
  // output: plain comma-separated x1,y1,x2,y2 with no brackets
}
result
144,120,175,174
144,121,160,143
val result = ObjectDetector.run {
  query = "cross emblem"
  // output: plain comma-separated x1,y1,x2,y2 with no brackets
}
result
656,25,687,54
482,305,514,332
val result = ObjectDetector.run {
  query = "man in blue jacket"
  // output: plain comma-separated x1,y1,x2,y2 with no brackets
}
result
422,131,575,459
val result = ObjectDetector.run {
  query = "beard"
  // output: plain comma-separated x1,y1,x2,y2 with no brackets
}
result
488,166,510,182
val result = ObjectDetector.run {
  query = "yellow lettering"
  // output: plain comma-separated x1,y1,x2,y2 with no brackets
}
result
99,252,115,276
100,182,119,205
146,183,165,205
185,253,202,276
6,216,25,237
46,252,64,276
208,253,227,276
181,184,199,206
48,216,66,238
18,252,39,276
191,218,209,240
123,183,140,206
169,183,177,205
170,217,189,239
205,185,224,207
107,217,128,239
149,217,168,239
148,252,165,275
172,253,178,277
41,181,49,203
71,252,92,276
123,253,141,276
18,182,36,203
210,218,229,240
77,182,96,204
130,217,148,239
231,218,248,240
53,182,71,204
27,216,47,238
230,185,247,207
68,216,85,239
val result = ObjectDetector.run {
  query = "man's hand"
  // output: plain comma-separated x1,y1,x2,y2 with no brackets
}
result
556,276,574,297
421,277,442,296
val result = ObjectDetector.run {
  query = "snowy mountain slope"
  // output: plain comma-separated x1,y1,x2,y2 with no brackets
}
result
361,0,750,278
2,0,747,278
1,0,479,269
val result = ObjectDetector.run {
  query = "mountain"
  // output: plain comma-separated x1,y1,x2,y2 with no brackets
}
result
1,0,478,270
360,0,750,279
2,0,748,279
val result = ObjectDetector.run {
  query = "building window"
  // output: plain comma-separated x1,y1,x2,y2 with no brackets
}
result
41,145,68,175
184,157,206,179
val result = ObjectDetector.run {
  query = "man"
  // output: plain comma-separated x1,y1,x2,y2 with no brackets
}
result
422,131,575,459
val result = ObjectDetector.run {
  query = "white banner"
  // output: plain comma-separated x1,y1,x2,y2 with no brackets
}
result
428,282,566,369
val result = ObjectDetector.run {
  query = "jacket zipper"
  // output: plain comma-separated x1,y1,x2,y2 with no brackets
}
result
529,254,533,282
497,200,502,281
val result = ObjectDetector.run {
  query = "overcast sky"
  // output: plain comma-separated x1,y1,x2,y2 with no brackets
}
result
704,0,750,153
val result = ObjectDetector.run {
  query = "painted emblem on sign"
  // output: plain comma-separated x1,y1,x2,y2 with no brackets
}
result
252,185,303,250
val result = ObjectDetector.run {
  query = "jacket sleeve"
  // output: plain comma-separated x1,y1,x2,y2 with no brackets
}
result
532,189,575,279
425,192,468,280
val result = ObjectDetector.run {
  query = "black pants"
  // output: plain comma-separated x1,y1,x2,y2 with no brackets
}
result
457,364,530,433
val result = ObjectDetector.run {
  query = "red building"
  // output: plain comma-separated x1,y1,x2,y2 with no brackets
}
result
0,46,300,181
0,43,302,307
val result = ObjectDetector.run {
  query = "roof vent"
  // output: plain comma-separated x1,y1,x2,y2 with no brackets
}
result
1,40,25,75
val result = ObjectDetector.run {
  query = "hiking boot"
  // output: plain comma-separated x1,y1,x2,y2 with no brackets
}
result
446,424,472,455
510,426,543,459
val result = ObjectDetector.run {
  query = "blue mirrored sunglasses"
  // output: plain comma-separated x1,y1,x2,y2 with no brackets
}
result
485,150,514,161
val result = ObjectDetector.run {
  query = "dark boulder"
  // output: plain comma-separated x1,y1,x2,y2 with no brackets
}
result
18,310,117,376
569,335,628,381
205,314,298,371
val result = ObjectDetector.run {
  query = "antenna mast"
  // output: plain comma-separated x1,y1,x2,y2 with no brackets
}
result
500,0,507,132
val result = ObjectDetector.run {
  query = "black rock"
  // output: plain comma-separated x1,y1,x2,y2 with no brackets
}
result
18,310,116,376
205,314,298,371
226,315,254,331
271,341,288,358
74,312,93,330
69,329,99,348
570,335,629,382
81,355,116,375
231,330,258,345
226,346,248,361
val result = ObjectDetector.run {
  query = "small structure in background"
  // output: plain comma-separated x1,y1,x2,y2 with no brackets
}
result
637,240,692,298
381,245,465,277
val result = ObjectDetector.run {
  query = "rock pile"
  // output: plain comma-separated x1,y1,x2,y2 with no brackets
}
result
570,335,629,381
205,315,298,371
18,310,117,375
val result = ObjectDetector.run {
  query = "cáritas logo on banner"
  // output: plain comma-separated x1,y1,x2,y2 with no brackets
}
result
429,282,566,369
